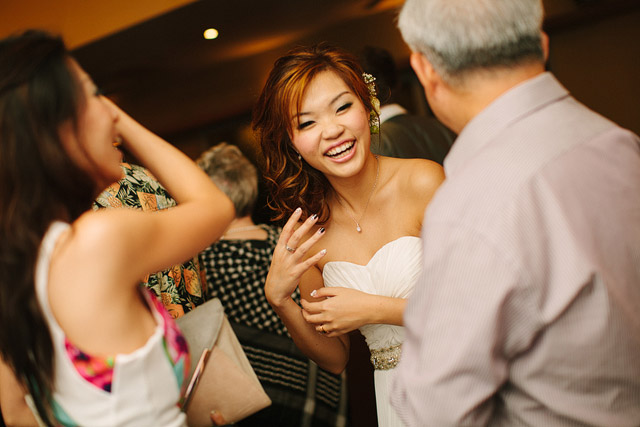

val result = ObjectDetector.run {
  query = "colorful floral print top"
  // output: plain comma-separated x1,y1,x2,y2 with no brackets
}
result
93,163,207,318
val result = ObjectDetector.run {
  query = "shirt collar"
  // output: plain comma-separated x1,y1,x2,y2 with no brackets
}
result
444,72,570,176
379,103,408,123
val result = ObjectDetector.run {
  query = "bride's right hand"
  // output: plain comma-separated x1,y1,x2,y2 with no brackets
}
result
265,208,327,308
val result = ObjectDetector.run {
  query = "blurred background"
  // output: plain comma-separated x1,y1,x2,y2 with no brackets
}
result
1,0,638,162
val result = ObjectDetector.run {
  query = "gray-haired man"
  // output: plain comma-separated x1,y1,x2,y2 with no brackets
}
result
392,0,640,425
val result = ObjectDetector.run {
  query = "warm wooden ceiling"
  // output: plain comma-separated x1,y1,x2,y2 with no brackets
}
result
70,0,410,139
1,0,412,139
0,0,197,48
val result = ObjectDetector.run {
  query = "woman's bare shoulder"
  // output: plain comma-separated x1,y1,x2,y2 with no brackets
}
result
71,209,140,251
381,156,444,193
66,209,153,278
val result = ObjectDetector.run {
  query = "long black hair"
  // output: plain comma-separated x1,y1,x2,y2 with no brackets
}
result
0,30,96,425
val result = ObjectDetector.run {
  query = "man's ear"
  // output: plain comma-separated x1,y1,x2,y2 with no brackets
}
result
541,31,550,62
410,51,439,94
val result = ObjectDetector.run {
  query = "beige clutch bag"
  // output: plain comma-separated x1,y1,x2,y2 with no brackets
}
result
177,298,271,426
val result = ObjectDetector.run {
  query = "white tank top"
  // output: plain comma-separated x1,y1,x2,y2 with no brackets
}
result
34,221,188,426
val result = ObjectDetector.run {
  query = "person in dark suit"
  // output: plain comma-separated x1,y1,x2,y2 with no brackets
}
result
361,46,455,164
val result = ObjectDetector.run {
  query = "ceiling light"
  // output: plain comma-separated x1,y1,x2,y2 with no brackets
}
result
203,28,219,40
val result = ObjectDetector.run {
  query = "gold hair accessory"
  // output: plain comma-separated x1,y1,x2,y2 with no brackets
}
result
363,73,380,134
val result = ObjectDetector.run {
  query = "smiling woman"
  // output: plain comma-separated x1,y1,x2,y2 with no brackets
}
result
290,70,371,179
253,43,378,224
252,43,445,426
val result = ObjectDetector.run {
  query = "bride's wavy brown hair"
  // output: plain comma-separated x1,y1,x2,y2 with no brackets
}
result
0,30,95,425
252,43,375,224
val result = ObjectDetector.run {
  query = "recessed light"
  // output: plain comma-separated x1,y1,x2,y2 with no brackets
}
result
203,28,219,40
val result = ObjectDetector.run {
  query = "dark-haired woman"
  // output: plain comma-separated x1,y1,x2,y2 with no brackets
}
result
0,30,233,426
253,44,444,426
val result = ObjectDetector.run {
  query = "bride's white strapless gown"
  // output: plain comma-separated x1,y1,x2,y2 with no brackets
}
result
322,236,422,427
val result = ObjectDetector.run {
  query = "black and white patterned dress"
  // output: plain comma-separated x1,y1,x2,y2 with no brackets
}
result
199,224,347,427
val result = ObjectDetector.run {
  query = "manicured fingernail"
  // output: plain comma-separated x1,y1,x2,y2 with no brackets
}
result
320,249,327,255
311,290,317,297
318,227,325,234
311,213,318,220
295,207,302,213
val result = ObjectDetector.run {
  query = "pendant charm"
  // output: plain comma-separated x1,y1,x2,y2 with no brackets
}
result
336,155,379,235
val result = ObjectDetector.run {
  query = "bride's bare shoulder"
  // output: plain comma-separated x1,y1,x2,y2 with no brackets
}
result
380,156,444,192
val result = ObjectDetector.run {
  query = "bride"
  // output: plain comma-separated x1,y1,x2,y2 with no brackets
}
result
253,43,444,426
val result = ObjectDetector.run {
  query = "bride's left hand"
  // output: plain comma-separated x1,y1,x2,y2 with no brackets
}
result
300,287,375,337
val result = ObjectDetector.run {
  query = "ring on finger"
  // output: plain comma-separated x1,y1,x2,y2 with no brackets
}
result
285,245,296,253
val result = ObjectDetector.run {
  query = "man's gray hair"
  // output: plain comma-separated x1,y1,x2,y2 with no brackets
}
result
398,0,544,85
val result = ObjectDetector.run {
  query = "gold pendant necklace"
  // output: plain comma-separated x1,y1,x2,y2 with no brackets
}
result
336,155,379,233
